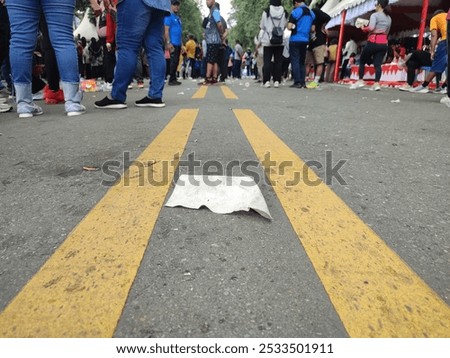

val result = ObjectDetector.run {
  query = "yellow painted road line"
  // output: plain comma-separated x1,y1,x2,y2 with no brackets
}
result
221,86,238,99
234,109,450,338
192,85,208,99
0,109,199,338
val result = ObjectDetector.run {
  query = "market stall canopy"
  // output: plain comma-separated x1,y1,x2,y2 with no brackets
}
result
310,0,340,12
73,10,98,41
323,0,448,36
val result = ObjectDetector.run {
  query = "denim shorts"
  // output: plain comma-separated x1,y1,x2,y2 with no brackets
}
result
430,41,448,73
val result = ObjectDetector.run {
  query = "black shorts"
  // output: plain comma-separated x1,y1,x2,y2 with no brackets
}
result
206,44,221,64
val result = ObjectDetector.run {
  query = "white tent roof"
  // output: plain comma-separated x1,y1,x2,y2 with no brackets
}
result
73,10,99,41
323,0,445,29
310,0,341,13
325,0,401,28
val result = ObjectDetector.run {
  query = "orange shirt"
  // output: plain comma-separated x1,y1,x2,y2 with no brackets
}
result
430,13,447,40
185,39,196,59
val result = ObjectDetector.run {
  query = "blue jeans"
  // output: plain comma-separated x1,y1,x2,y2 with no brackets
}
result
289,41,308,86
112,0,166,102
7,0,79,85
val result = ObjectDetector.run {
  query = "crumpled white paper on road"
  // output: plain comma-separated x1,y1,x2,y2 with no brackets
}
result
165,175,272,220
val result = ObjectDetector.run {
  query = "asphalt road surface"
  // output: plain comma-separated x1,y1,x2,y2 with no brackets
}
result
0,79,449,338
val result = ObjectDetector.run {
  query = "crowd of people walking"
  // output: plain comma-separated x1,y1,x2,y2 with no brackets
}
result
0,0,449,116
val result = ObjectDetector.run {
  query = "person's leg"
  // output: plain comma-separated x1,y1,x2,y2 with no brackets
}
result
109,1,149,102
340,59,349,79
406,60,418,86
0,24,12,100
312,45,326,82
289,43,300,85
39,13,64,104
1,60,12,92
7,0,42,116
440,27,450,106
103,45,116,84
373,45,388,82
233,59,241,79
213,61,219,81
201,57,207,79
222,51,228,80
325,61,334,82
42,0,85,114
169,46,181,82
0,6,10,79
134,49,144,85
8,0,39,84
413,42,446,93
272,46,283,83
42,1,79,83
447,18,450,99
218,47,226,81
358,44,372,80
142,8,166,100
262,46,273,84
298,43,308,86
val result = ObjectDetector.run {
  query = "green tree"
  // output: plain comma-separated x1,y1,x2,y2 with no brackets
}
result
229,0,293,49
179,0,203,43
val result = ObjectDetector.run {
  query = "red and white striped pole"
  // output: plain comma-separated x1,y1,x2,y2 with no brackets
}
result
416,0,429,50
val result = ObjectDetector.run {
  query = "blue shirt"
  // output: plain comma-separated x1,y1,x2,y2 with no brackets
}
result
289,5,315,43
164,12,182,46
211,8,221,23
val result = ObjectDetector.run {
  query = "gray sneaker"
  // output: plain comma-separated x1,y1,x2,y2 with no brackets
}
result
409,85,429,94
440,96,450,108
67,104,86,117
18,102,43,118
350,80,365,89
0,103,12,113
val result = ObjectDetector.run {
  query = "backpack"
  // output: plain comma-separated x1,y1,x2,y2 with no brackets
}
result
269,15,283,45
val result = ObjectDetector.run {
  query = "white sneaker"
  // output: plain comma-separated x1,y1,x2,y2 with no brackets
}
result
67,104,86,117
434,87,447,94
370,83,381,91
18,103,43,118
273,81,280,88
264,81,271,88
440,96,450,107
350,80,365,89
409,85,429,94
398,84,412,91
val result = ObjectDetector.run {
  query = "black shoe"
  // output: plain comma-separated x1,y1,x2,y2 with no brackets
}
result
289,83,302,88
95,96,127,109
135,96,165,108
168,80,182,86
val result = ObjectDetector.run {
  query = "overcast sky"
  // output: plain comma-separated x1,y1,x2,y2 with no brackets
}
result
199,0,233,22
